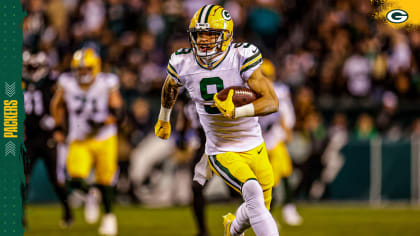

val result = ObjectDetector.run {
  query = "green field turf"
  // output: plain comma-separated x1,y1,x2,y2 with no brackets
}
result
25,202,420,236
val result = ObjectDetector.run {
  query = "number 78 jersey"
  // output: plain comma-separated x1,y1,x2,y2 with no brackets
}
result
168,43,264,155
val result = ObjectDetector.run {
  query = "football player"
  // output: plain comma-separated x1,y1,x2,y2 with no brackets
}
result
50,48,123,236
259,59,303,226
155,5,279,236
22,50,73,227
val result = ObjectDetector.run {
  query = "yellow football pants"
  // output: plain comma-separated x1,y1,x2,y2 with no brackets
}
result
268,141,293,187
67,135,118,186
208,142,274,210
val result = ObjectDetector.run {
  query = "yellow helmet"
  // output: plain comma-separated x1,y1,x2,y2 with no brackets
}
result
71,48,101,84
260,58,276,81
188,5,234,59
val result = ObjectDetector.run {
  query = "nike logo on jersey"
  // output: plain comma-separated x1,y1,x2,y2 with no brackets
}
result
257,148,263,154
252,48,257,53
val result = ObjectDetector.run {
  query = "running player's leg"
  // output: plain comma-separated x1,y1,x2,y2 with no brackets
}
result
275,142,293,204
276,143,302,226
56,143,68,187
190,128,208,236
208,146,278,236
43,142,73,226
94,135,118,235
268,141,290,210
192,181,207,236
208,153,248,235
267,144,280,210
22,143,38,227
94,135,118,214
66,140,93,193
241,180,278,236
280,158,294,207
247,143,278,236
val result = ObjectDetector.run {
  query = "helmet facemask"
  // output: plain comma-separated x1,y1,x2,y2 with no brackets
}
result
22,51,50,82
73,67,95,85
188,27,231,64
70,48,101,85
188,5,234,68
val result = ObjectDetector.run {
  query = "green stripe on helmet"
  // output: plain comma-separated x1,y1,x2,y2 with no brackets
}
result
204,5,215,23
199,5,211,24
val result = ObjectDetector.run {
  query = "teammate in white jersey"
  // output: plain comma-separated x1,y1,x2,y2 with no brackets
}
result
155,5,279,236
51,48,123,236
259,59,303,226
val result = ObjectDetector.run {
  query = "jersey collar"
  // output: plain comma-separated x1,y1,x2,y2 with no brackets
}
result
195,46,231,70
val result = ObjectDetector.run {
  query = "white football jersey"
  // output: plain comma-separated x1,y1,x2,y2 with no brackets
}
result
58,72,119,142
184,100,200,129
167,43,264,155
259,82,295,150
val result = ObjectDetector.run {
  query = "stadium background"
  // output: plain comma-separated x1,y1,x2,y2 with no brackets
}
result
22,0,420,235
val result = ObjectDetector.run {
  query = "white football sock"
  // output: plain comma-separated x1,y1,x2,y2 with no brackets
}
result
230,203,250,235
241,180,279,236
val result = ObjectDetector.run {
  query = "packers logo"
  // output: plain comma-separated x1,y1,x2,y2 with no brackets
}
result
222,10,231,21
386,9,408,24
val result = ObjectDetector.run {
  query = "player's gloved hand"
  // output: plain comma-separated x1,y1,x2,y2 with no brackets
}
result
154,119,171,139
213,89,235,119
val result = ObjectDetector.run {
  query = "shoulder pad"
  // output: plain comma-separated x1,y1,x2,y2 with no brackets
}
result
99,73,119,88
57,72,75,88
167,48,193,85
234,43,263,79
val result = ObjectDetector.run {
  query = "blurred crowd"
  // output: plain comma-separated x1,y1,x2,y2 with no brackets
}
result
23,0,420,202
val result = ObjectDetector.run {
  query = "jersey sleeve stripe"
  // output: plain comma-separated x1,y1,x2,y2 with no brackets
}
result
167,68,181,84
167,68,178,79
167,64,179,78
240,54,262,72
242,51,261,66
240,57,263,74
168,63,178,75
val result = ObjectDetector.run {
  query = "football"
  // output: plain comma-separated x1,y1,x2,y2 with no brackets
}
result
216,86,259,107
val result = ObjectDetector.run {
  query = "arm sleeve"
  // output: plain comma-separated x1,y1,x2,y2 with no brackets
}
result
238,44,263,81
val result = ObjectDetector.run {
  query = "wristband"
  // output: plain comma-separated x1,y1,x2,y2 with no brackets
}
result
234,103,255,118
158,105,172,122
